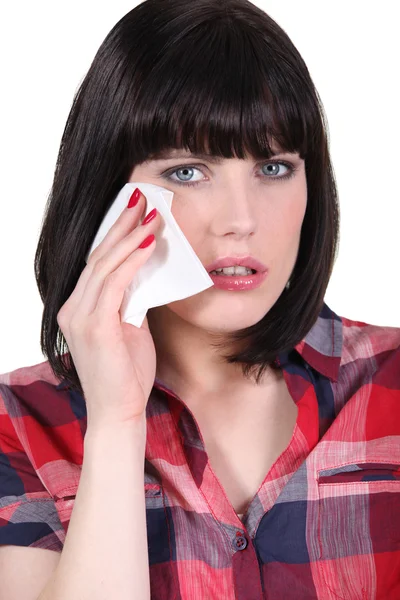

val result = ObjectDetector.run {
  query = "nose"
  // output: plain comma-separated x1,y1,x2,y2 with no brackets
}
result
211,184,257,239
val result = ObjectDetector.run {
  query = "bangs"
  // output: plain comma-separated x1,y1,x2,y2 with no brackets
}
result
128,17,314,163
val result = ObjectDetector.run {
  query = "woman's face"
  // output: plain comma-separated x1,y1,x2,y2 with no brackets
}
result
129,147,307,333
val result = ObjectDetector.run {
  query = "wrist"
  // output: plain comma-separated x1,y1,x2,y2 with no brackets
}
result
84,413,147,446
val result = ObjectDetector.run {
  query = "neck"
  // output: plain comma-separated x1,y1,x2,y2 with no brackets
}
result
147,306,276,399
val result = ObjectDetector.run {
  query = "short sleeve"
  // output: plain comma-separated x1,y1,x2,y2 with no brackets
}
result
0,383,65,552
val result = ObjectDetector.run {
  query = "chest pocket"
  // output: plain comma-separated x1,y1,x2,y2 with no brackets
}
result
316,462,400,600
144,484,178,600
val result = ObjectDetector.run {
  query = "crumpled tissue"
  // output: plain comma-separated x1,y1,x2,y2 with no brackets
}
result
86,182,214,327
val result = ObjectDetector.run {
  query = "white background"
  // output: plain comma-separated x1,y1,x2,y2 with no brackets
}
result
0,1,399,374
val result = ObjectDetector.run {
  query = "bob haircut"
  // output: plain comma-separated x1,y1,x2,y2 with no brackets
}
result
34,0,340,396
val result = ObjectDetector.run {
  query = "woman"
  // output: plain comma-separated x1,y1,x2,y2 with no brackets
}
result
0,0,399,599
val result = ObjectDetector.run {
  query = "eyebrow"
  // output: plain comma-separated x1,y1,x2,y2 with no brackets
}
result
148,152,224,164
147,149,295,163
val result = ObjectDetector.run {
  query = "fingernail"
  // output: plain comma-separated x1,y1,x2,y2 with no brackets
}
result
139,234,155,249
127,187,141,208
141,208,157,225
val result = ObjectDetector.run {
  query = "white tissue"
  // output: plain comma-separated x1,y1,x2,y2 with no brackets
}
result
85,182,214,327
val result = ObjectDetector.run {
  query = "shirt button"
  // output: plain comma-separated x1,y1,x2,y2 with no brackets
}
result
233,534,248,551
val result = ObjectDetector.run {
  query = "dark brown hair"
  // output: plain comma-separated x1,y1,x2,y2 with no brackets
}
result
34,0,340,395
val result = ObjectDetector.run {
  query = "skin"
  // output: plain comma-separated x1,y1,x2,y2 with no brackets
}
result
128,145,307,405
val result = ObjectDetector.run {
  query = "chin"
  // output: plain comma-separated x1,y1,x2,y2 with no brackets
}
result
169,300,273,333
161,279,286,331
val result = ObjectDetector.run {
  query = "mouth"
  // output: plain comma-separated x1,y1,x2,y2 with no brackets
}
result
207,268,268,291
205,256,268,275
208,268,257,276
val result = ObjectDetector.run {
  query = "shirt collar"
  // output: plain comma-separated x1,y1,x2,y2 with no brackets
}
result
285,301,343,383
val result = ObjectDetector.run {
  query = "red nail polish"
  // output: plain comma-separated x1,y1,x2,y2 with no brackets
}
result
141,208,157,225
139,234,155,249
128,187,141,208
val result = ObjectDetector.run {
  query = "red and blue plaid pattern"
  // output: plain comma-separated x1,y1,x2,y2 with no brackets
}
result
1,302,400,599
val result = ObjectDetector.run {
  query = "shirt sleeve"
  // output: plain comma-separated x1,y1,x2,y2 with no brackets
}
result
0,383,65,552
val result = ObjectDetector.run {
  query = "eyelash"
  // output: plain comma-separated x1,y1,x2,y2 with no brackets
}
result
162,160,297,188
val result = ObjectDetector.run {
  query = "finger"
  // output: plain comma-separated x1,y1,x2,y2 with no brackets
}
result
72,214,160,320
63,188,147,316
95,234,156,320
88,189,147,265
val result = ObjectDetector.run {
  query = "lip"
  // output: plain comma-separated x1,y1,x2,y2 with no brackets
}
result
208,270,268,291
205,256,268,274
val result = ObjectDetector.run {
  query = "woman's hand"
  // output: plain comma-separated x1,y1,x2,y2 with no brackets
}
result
57,188,161,428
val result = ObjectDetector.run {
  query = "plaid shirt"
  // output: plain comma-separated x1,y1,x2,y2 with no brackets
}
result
1,302,399,599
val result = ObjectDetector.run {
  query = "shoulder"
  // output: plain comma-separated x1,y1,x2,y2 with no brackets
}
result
0,359,62,439
0,359,85,499
0,358,63,409
0,358,85,439
339,313,400,374
0,358,62,387
336,314,400,436
0,360,79,551
0,357,85,419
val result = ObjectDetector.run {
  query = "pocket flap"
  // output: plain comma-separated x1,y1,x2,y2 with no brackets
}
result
318,462,400,484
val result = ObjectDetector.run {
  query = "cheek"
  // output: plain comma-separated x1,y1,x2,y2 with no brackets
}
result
286,198,307,235
171,203,204,244
265,195,307,246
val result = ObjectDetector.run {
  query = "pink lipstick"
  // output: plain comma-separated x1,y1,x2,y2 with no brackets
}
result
205,256,268,291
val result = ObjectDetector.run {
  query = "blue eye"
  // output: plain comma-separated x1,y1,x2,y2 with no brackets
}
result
163,161,297,187
261,162,290,177
167,166,203,186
